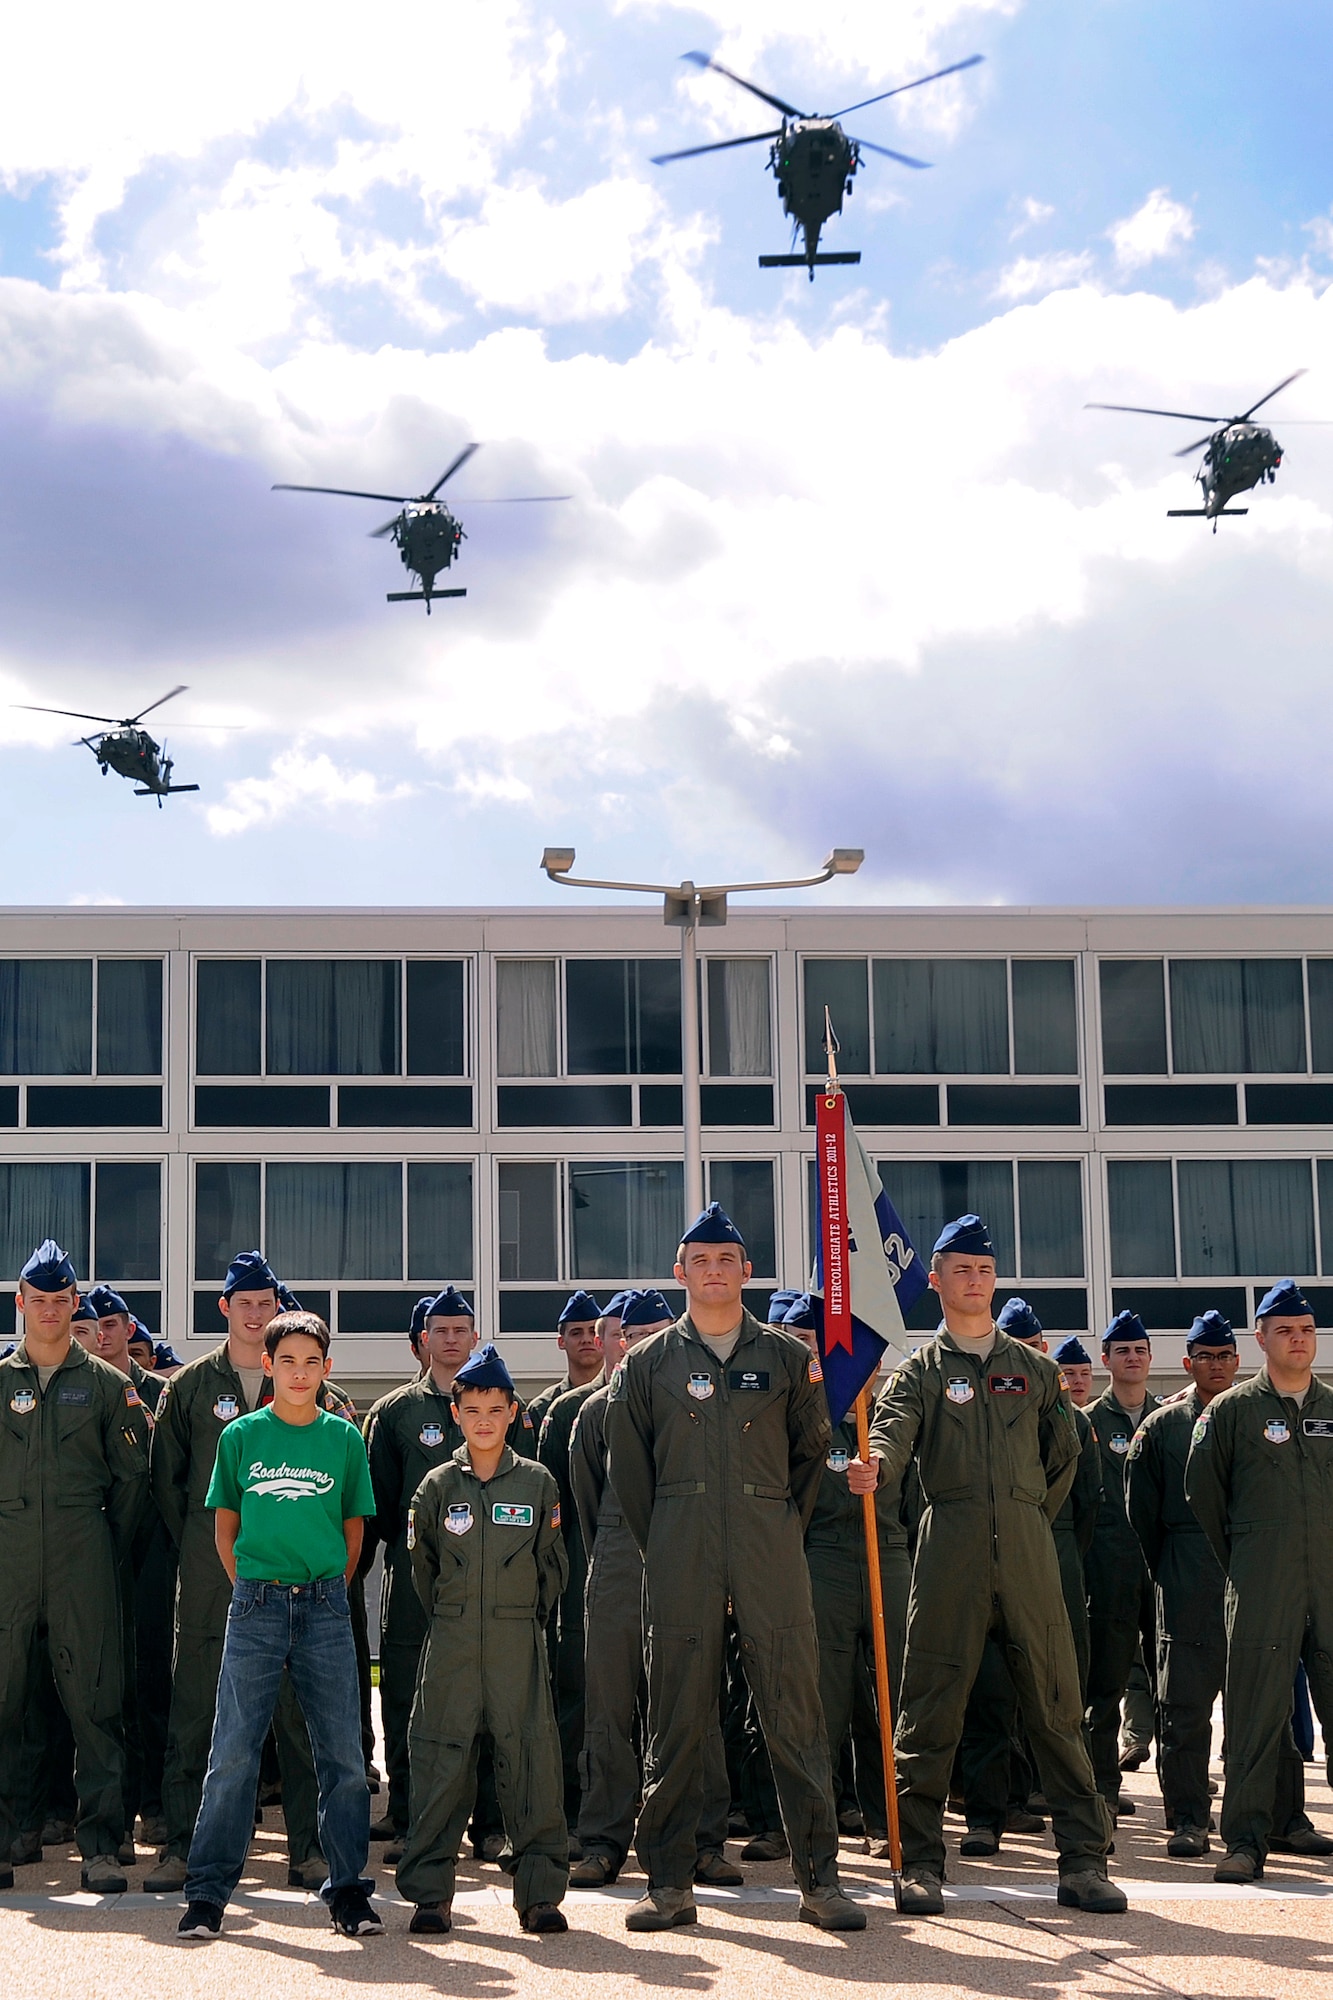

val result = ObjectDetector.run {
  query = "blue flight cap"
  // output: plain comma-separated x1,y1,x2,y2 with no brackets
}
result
276,1283,303,1315
1187,1309,1236,1351
451,1341,516,1397
408,1295,436,1345
767,1288,802,1323
933,1214,995,1258
1053,1335,1092,1367
621,1288,673,1330
782,1293,818,1333
154,1343,183,1369
1103,1308,1150,1348
71,1299,99,1324
997,1297,1044,1342
86,1284,129,1319
427,1285,474,1320
559,1290,602,1327
680,1202,746,1248
602,1290,633,1318
20,1240,78,1291
222,1250,279,1299
130,1318,152,1342
1256,1278,1314,1321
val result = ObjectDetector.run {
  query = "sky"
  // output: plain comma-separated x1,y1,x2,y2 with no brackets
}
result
1,0,1332,911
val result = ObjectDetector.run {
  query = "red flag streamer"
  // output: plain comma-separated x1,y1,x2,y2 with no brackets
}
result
816,1086,854,1355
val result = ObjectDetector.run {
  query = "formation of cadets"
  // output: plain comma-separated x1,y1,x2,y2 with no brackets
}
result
2,1199,1332,1937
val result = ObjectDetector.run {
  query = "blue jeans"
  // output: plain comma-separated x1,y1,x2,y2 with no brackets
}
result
184,1576,371,1910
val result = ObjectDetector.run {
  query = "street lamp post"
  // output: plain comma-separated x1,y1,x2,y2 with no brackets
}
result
540,846,864,1219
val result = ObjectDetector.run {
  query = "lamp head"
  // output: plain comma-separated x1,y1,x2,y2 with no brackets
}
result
542,847,576,876
824,848,864,875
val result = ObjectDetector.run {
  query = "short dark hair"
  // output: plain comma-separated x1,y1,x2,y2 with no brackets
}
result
450,1375,517,1403
264,1311,331,1360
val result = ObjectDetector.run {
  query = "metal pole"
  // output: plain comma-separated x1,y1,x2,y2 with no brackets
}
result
680,893,704,1217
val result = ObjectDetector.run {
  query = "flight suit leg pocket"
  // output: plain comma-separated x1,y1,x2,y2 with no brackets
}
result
897,1647,966,1750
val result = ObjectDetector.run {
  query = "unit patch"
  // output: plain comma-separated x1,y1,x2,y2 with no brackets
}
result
729,1370,770,1392
1191,1415,1210,1446
1303,1419,1333,1438
57,1386,91,1406
688,1373,715,1401
1264,1419,1291,1445
420,1422,444,1448
10,1388,35,1414
988,1374,1028,1396
492,1503,534,1526
444,1503,473,1536
1108,1433,1131,1455
214,1395,239,1420
827,1447,850,1472
946,1377,974,1405
124,1384,141,1408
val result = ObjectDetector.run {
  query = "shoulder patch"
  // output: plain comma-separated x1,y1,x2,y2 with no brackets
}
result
807,1353,823,1383
406,1507,416,1551
124,1383,141,1407
1125,1431,1144,1461
1190,1413,1210,1447
551,1501,561,1529
522,1409,535,1430
608,1363,627,1403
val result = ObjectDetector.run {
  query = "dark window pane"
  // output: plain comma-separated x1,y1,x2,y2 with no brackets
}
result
194,1162,261,1281
873,960,1008,1075
497,1084,633,1127
95,1161,161,1281
498,1163,558,1280
1177,1159,1315,1277
1099,962,1167,1075
947,1084,1080,1125
337,1085,472,1127
407,961,465,1075
1012,961,1078,1075
570,1160,684,1279
267,961,401,1075
1246,1084,1333,1124
1310,962,1333,1072
194,1084,329,1126
265,1162,402,1279
874,1160,1015,1277
0,1162,89,1278
566,961,681,1075
0,960,92,1075
1171,959,1305,1074
407,1163,473,1281
1017,1160,1085,1278
1104,1083,1236,1125
634,961,682,1073
26,1084,161,1127
1107,1160,1175,1277
803,961,869,1074
1318,1162,1333,1275
709,1160,776,1277
97,960,163,1075
196,961,261,1075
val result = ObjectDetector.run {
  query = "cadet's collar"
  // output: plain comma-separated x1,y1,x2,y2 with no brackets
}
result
451,1441,517,1482
681,1308,756,1348
938,1325,998,1358
13,1335,84,1374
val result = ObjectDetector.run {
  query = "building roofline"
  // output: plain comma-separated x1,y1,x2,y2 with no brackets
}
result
7,904,1333,920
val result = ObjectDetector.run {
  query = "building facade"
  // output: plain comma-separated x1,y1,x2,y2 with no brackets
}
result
2,903,1331,1396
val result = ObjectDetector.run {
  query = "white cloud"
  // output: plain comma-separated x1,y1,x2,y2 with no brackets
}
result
67,892,127,905
1010,196,1054,240
441,179,688,322
993,250,1092,299
205,747,415,836
1109,188,1195,270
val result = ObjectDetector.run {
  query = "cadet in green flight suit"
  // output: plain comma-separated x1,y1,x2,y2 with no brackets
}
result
396,1343,569,1936
1050,1335,1102,1705
1083,1310,1160,1814
363,1287,536,1849
0,1241,149,1894
1186,1280,1333,1882
849,1215,1122,1916
147,1252,354,1891
605,1203,864,1935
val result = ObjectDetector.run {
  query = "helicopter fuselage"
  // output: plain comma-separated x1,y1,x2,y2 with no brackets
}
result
393,502,465,594
1199,422,1283,513
87,727,164,788
769,120,858,260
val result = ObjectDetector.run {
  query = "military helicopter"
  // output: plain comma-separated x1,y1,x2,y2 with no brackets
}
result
652,49,983,278
273,443,571,611
13,685,203,804
1086,372,1322,528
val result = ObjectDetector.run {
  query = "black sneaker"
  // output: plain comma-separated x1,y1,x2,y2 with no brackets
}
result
178,1900,223,1941
410,1903,451,1934
330,1887,384,1937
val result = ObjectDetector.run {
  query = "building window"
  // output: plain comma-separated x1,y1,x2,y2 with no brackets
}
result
0,1160,160,1283
1100,958,1312,1077
708,1159,776,1275
496,961,559,1077
498,1162,559,1280
0,959,162,1077
569,1160,685,1279
705,961,772,1077
803,958,1078,1078
864,1158,1086,1281
1108,1156,1318,1278
566,961,680,1075
192,1159,474,1287
194,959,467,1078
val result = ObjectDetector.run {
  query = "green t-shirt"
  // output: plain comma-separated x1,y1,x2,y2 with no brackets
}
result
206,1404,375,1584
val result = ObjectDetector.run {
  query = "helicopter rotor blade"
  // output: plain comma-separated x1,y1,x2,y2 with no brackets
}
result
457,494,573,504
829,53,984,119
1240,370,1307,421
681,51,804,119
1085,402,1224,423
847,135,931,168
272,483,413,503
369,517,401,538
1173,434,1218,458
128,684,188,725
425,444,481,500
652,128,783,164
14,703,124,725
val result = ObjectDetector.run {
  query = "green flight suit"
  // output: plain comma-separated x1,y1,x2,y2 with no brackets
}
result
395,1446,568,1912
805,1416,912,1839
0,1340,148,1861
1185,1368,1333,1863
538,1381,597,1828
869,1329,1111,1879
604,1310,842,1895
364,1376,536,1833
1083,1386,1160,1804
150,1345,355,1863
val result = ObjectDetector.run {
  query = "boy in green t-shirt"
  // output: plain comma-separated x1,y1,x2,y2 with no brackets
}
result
178,1314,382,1943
